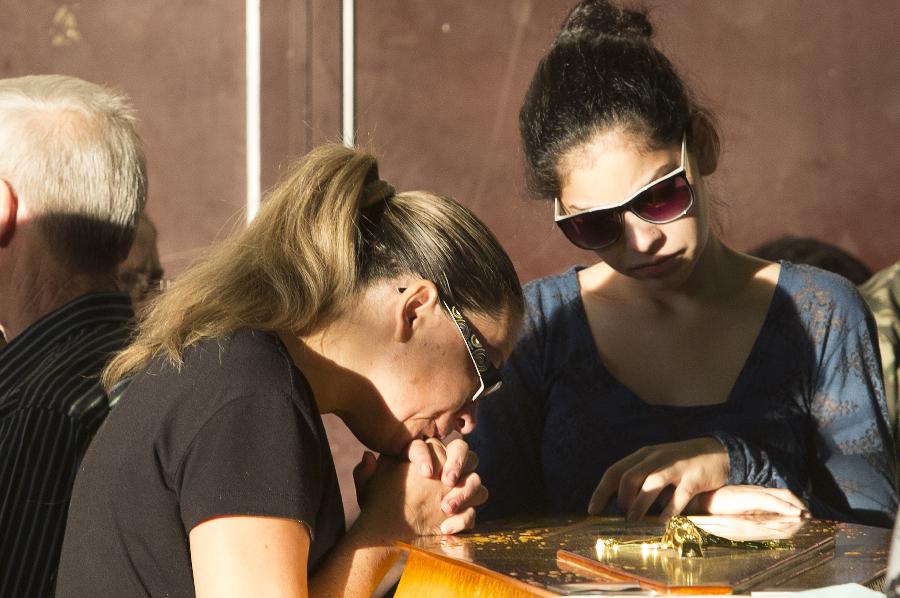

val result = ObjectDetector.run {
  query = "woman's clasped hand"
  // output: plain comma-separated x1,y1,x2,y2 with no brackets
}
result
354,438,488,537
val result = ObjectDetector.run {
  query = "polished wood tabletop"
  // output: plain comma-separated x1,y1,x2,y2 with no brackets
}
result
394,516,890,597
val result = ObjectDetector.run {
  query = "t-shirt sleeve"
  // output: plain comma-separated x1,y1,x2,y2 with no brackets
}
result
176,393,324,534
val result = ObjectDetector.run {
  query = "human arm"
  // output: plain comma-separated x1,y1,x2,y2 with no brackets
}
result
806,312,898,526
189,457,487,598
352,438,486,534
188,512,404,598
187,487,447,598
685,485,807,516
309,453,487,597
587,437,729,520
182,396,487,598
706,431,794,489
586,437,809,520
177,393,393,598
190,516,311,598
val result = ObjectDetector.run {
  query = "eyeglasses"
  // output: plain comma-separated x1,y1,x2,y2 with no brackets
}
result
442,300,503,401
118,271,170,301
554,135,694,250
398,287,503,402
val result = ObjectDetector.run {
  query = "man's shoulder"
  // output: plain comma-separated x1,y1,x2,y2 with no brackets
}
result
861,261,900,331
0,301,133,419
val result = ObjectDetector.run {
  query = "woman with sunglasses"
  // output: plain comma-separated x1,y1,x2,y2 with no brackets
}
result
55,144,523,597
469,0,896,527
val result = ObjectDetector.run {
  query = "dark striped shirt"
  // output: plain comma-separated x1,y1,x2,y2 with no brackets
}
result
0,293,134,598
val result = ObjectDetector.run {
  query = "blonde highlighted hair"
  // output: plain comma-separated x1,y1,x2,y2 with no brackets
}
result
103,144,522,388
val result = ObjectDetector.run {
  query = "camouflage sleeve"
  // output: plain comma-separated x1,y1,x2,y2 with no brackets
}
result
861,261,900,459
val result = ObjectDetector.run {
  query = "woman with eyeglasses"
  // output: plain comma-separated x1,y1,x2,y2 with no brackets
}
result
55,144,523,597
469,0,896,528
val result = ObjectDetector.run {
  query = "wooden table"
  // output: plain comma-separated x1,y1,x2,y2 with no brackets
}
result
394,516,890,597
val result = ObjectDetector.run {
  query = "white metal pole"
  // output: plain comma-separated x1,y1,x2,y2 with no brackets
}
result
341,0,355,147
246,0,262,222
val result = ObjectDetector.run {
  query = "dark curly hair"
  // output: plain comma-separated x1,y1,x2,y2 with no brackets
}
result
519,0,720,199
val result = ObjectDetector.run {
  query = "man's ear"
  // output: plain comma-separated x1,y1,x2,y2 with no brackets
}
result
392,280,441,342
0,179,18,248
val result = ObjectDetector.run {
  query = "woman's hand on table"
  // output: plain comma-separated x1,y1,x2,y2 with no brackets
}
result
587,437,729,521
686,485,809,517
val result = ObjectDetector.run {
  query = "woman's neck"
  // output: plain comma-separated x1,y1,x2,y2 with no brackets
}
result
278,326,378,420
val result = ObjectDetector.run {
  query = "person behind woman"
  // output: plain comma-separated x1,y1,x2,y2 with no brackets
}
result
469,0,896,527
55,144,523,597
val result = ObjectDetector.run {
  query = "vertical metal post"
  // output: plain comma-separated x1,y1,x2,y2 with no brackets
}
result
341,0,355,147
246,0,261,222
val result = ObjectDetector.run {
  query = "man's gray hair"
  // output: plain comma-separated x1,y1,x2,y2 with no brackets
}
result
0,75,147,273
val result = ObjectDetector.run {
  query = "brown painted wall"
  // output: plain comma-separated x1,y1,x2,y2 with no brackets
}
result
0,0,248,275
4,2,895,282
355,0,900,281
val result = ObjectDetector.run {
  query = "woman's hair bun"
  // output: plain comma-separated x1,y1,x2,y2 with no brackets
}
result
556,0,653,44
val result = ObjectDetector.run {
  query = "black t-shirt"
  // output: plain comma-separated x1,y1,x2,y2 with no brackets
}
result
55,329,345,597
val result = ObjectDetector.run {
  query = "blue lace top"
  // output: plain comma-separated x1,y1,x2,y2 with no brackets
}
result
468,262,897,527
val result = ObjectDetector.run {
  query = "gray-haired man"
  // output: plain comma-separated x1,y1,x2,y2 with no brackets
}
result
0,75,146,598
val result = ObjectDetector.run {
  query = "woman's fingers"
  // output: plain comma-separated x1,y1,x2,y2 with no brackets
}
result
742,493,804,517
616,453,673,514
587,450,646,514
659,480,698,521
625,469,674,521
589,439,731,517
612,446,683,516
411,437,475,487
440,438,472,486
407,439,437,477
588,472,617,515
439,507,477,535
461,448,479,476
406,437,485,517
352,451,378,503
441,473,488,514
764,488,809,513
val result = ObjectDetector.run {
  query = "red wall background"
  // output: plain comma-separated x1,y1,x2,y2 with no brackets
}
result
3,0,899,522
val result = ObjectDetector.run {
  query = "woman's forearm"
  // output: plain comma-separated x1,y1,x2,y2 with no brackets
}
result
309,520,403,598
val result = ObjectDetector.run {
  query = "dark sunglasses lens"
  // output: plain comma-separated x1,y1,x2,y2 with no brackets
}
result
558,211,621,250
632,176,692,223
